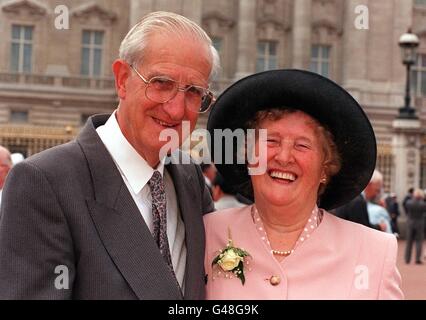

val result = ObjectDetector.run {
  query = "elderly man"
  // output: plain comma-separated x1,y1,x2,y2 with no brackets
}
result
0,145,12,207
335,170,388,232
0,11,218,299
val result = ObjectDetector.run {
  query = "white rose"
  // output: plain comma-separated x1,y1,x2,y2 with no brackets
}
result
218,249,243,271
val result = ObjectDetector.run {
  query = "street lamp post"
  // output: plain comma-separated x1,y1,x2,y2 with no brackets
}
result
398,29,420,119
392,29,422,215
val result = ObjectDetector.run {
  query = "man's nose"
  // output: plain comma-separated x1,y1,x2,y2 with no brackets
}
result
163,91,186,120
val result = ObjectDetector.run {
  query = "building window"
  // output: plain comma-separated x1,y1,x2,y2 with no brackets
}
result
10,25,33,73
10,110,28,123
411,54,426,97
376,150,393,193
256,41,278,72
81,30,104,77
310,45,331,78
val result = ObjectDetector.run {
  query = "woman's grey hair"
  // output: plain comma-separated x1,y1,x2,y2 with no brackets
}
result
413,188,424,199
119,11,221,81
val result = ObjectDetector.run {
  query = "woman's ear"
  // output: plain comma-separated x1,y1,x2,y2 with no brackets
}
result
112,59,130,99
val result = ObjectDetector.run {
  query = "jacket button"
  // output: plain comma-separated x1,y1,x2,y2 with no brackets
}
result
269,276,281,286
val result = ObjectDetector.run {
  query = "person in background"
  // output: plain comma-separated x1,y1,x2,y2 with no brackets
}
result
335,170,387,232
424,189,426,260
403,187,414,215
201,162,216,196
0,145,12,207
366,200,392,234
212,172,245,210
385,193,400,237
404,188,426,265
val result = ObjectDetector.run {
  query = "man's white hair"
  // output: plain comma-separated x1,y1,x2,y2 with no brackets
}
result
119,11,221,81
370,169,383,184
413,188,424,199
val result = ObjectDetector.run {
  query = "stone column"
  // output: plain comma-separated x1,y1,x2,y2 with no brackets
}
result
234,0,257,80
182,0,202,24
291,0,312,69
392,119,422,209
341,0,369,100
129,0,202,34
129,0,152,27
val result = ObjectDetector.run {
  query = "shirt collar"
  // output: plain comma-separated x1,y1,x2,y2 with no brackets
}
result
96,111,165,194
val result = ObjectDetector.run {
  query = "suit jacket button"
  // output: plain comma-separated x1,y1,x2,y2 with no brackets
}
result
270,276,281,286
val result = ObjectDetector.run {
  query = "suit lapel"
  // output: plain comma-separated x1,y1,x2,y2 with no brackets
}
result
77,114,183,300
166,156,206,300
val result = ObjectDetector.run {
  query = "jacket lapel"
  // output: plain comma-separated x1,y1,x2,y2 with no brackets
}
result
166,155,206,300
78,114,183,300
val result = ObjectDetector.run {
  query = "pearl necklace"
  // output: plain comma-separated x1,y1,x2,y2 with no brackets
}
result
252,204,321,259
271,249,294,256
252,206,296,257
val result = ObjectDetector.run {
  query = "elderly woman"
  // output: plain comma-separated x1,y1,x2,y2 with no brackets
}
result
204,70,403,299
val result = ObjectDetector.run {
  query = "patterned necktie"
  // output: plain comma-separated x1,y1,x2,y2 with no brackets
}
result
148,171,174,272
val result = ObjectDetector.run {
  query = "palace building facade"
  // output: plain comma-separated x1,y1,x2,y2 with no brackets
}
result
0,0,426,199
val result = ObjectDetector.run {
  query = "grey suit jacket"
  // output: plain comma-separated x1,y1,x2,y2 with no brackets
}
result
0,114,214,299
405,199,426,221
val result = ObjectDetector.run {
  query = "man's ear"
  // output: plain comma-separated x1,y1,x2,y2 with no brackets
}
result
112,59,130,99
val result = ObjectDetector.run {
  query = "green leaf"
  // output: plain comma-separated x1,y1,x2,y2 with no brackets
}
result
211,254,221,266
236,269,245,285
236,261,246,285
233,248,250,257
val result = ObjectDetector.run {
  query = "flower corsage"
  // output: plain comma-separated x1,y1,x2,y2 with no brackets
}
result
211,228,251,285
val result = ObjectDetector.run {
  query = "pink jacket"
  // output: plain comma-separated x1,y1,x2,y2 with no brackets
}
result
204,206,404,300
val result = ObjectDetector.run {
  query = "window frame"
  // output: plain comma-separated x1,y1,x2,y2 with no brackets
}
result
256,40,278,72
9,109,29,124
80,30,105,77
310,44,331,78
10,24,34,73
411,53,426,98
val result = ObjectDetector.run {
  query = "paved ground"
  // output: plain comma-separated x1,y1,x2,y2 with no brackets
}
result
396,240,426,300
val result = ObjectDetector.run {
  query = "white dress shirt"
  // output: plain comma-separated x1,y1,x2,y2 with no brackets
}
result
366,202,393,233
96,111,187,291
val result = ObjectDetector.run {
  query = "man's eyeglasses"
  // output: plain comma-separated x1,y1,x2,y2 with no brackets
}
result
130,65,214,113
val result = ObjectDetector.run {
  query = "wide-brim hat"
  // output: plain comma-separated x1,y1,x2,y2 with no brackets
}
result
207,69,376,210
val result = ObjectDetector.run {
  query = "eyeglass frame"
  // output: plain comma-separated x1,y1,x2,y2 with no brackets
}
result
129,64,215,113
